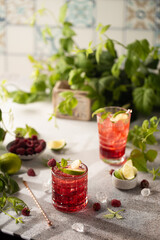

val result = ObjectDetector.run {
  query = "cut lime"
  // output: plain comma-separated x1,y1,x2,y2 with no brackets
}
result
114,169,125,180
121,160,135,180
60,167,85,175
111,111,128,123
70,159,81,169
47,140,66,151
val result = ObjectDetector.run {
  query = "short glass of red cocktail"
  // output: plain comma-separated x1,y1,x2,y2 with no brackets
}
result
96,106,131,165
52,159,88,212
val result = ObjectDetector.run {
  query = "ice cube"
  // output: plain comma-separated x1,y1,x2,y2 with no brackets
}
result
96,192,108,203
141,188,150,197
72,223,84,232
42,179,51,193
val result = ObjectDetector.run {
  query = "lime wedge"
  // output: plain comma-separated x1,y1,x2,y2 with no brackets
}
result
114,169,125,180
121,160,135,180
133,166,138,175
60,167,85,175
110,111,128,123
47,140,66,151
70,159,81,169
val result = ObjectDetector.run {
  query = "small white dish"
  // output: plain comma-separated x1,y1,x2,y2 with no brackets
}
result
6,141,46,161
112,172,138,190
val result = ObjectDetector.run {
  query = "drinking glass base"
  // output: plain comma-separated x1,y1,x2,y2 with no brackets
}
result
100,155,126,166
52,198,88,213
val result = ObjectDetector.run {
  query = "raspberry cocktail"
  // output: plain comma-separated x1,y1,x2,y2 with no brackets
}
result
52,159,88,212
97,107,131,165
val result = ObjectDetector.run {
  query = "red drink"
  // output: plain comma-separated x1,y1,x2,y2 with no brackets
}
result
97,107,131,165
52,163,88,212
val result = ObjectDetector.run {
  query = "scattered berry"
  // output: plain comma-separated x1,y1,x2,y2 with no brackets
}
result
109,169,115,176
27,168,36,176
111,199,121,207
22,207,30,216
93,202,101,211
47,158,56,168
140,179,149,189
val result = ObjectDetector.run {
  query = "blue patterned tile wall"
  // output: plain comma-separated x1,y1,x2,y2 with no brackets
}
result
0,0,160,75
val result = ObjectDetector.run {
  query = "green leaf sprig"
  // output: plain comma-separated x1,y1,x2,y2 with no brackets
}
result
128,116,160,179
14,124,38,138
103,208,125,220
0,172,28,224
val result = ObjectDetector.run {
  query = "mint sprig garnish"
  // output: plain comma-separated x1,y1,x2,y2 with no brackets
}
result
103,208,125,219
92,108,111,121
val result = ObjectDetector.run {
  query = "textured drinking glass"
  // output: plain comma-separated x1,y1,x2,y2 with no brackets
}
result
97,106,131,165
52,163,88,212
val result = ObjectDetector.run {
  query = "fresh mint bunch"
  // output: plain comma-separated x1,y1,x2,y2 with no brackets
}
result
128,116,160,179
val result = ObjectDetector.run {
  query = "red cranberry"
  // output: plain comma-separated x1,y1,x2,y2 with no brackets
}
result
111,199,121,207
93,202,101,211
140,179,149,189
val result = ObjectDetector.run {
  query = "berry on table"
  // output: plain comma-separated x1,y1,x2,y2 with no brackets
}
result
22,207,30,216
111,199,121,207
93,202,101,211
27,168,36,176
140,179,149,189
47,158,56,168
109,169,115,176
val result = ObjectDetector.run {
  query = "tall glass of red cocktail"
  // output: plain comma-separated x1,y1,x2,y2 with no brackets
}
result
52,160,88,212
97,106,131,165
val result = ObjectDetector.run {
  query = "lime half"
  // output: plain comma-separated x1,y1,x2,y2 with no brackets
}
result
111,111,128,123
60,167,85,175
48,140,66,151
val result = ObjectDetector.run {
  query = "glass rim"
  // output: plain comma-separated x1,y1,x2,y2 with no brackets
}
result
52,162,88,180
97,106,132,117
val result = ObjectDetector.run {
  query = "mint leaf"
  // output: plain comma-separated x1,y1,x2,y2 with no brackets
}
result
59,3,67,23
92,108,105,118
61,158,68,167
116,213,123,219
133,87,155,115
0,109,2,121
130,149,148,172
103,213,114,219
145,149,157,162
0,128,6,141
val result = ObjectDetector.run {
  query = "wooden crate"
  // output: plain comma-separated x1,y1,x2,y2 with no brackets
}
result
52,81,91,121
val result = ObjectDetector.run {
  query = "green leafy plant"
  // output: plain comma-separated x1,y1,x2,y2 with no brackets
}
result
128,116,160,179
1,3,160,118
0,108,38,143
0,172,28,223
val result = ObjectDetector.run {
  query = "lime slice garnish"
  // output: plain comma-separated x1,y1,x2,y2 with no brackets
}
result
47,140,66,151
110,111,128,123
60,167,85,175
121,160,135,180
70,159,81,169
114,169,125,180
